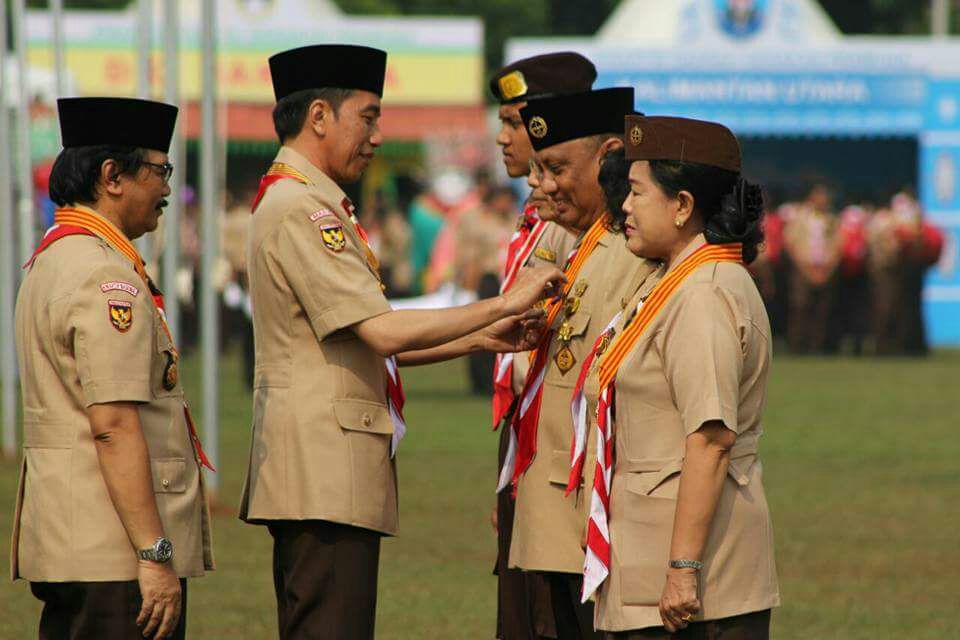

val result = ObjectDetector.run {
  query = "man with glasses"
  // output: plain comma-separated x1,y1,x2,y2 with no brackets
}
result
13,97,214,640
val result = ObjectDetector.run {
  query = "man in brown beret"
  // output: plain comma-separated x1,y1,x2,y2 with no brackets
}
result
487,52,597,640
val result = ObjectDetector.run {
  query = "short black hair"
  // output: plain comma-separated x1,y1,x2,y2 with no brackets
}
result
272,87,354,143
648,160,765,264
48,145,146,207
599,146,630,232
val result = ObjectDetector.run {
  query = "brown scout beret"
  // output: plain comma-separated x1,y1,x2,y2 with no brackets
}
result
489,52,597,104
623,115,741,173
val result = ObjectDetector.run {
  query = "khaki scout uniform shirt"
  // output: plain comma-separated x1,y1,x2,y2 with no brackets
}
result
509,227,657,574
511,222,578,395
592,237,780,631
239,147,398,534
12,213,214,582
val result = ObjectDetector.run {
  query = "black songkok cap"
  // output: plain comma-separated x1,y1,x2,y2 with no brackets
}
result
489,52,597,104
519,87,636,151
57,97,178,153
269,44,388,101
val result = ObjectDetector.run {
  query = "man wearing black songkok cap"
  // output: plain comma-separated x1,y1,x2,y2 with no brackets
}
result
486,51,603,640
14,97,214,640
498,88,661,640
240,44,565,639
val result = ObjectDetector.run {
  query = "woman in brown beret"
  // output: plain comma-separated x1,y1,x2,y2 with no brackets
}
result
568,116,780,639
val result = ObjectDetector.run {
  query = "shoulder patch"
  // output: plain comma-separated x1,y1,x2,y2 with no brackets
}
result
108,299,133,333
100,280,140,297
534,247,557,262
309,209,337,223
319,221,346,252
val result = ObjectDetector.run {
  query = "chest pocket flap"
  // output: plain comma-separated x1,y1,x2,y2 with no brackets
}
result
333,398,393,435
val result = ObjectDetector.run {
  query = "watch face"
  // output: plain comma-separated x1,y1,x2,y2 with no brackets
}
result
155,538,173,562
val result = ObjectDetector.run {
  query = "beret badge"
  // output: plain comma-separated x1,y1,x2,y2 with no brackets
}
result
498,70,528,101
630,124,643,146
528,116,549,139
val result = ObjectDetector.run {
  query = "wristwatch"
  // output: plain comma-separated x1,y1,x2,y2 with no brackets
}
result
669,559,703,571
138,537,174,563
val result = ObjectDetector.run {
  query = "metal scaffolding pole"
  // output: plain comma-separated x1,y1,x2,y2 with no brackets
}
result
163,0,182,344
200,0,220,491
1,0,20,458
137,0,154,263
932,0,951,37
50,0,67,99
12,0,35,271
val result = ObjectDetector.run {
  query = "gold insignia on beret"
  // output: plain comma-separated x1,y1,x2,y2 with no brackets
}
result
108,299,133,333
528,116,548,139
630,125,643,146
320,222,346,252
498,70,528,101
534,247,557,262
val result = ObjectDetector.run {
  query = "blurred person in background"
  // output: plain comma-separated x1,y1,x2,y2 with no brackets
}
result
585,115,779,639
368,188,415,297
783,184,842,354
487,51,593,640
221,187,256,386
834,202,871,354
457,184,518,394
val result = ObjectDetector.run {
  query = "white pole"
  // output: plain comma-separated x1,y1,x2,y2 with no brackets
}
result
163,0,182,344
12,0,35,272
932,0,949,37
137,0,154,263
1,0,20,458
200,0,220,491
51,0,67,99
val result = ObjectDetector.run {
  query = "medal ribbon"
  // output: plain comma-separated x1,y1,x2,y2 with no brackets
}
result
579,243,743,603
496,214,610,494
492,205,549,429
251,162,311,212
49,207,216,472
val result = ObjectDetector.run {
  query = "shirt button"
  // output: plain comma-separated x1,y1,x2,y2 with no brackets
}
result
362,413,372,427
161,479,170,488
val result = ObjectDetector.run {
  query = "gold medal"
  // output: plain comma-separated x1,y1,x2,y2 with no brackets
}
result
574,281,588,297
565,296,580,316
554,345,576,375
162,351,179,391
596,328,615,357
558,321,574,342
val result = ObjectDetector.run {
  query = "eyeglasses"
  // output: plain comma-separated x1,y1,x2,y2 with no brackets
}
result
142,161,174,183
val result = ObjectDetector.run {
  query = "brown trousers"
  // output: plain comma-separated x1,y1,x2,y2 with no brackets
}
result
268,520,381,640
31,578,187,640
605,609,771,640
496,419,557,640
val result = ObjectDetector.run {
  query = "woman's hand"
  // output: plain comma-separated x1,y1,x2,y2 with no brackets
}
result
659,567,700,632
479,308,546,353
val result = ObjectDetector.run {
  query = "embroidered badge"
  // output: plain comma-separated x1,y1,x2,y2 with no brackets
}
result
320,222,346,252
309,209,337,223
534,247,557,262
108,300,133,333
100,281,140,296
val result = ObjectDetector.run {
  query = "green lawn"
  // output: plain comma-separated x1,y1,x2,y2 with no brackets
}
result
1,349,959,638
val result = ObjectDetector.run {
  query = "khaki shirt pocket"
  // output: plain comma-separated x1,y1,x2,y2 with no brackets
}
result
332,398,394,524
151,457,187,493
333,399,393,435
547,449,574,487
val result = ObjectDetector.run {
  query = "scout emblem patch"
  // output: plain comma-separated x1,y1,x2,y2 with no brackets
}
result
100,280,140,296
534,247,557,262
163,351,179,391
320,222,346,252
108,299,133,332
554,345,576,374
528,116,548,139
499,70,528,101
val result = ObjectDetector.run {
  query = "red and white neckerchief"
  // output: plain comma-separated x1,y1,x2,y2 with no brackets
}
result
496,214,609,494
30,206,217,472
341,197,407,457
575,243,744,603
251,164,406,456
566,310,622,496
492,204,549,429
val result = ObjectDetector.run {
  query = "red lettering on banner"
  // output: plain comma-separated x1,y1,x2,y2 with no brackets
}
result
105,56,131,84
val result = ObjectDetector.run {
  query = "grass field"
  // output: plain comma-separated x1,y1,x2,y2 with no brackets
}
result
1,348,959,639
